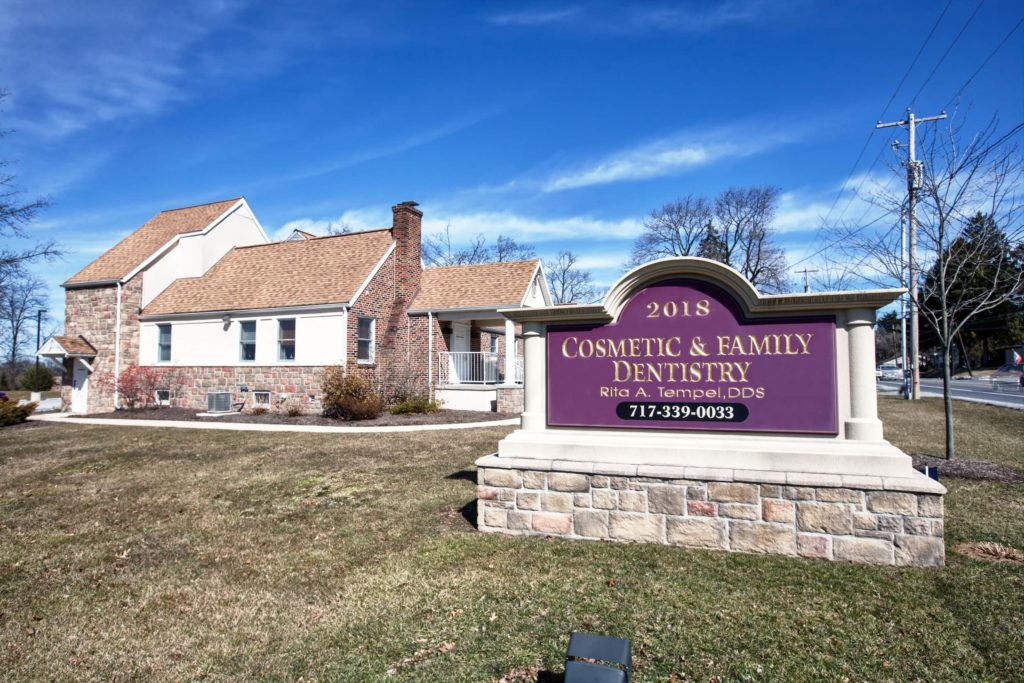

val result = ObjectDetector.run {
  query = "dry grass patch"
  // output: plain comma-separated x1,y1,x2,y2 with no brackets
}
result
955,542,1024,565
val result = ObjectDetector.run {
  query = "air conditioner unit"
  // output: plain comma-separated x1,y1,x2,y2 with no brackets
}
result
207,391,232,413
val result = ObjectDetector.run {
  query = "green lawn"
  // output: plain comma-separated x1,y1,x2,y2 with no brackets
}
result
0,398,1022,681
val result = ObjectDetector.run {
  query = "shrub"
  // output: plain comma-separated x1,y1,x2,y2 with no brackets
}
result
372,359,425,406
18,365,54,391
93,365,182,410
249,405,269,416
321,366,384,420
390,396,441,415
0,397,36,426
281,400,303,417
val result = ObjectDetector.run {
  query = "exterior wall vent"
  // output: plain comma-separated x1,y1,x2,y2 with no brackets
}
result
207,391,232,413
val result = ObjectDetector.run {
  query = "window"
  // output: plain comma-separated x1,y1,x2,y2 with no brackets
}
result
357,317,375,363
253,391,271,406
239,321,256,361
157,324,172,362
155,389,170,406
490,335,499,354
278,319,296,361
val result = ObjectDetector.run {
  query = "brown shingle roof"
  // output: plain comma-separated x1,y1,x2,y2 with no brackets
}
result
52,335,97,355
143,229,394,315
64,198,242,285
411,260,541,311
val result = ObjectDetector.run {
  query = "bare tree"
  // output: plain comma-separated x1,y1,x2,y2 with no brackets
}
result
627,195,713,267
544,250,600,304
0,265,48,382
838,115,1024,459
1,90,59,288
422,223,536,267
631,187,789,292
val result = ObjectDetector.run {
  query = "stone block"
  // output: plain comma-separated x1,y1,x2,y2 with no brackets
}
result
931,520,945,537
760,484,782,499
762,498,794,523
797,502,853,535
532,512,572,535
618,490,647,512
476,486,499,500
498,488,516,502
609,513,663,543
574,510,609,538
592,489,617,510
548,472,589,492
903,517,931,536
609,477,629,490
894,534,944,567
686,485,707,501
508,511,531,531
687,501,717,517
483,507,508,529
574,493,591,507
797,533,832,559
541,492,573,513
720,503,759,520
516,491,540,511
853,512,877,530
522,471,547,490
877,515,903,533
729,522,796,555
918,494,944,518
482,469,521,489
783,486,816,501
667,517,727,549
867,491,917,515
708,482,759,504
833,537,893,565
815,488,864,504
591,475,610,488
647,485,686,515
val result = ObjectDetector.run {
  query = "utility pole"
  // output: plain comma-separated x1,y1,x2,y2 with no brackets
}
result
876,107,946,400
899,205,909,399
795,268,819,293
35,308,47,392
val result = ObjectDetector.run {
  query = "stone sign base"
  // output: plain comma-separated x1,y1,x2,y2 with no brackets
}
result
476,455,946,567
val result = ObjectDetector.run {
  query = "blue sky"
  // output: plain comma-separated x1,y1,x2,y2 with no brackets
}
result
2,0,1022,318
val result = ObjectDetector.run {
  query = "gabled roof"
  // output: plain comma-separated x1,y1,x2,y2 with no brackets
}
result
410,259,542,312
143,229,394,316
64,198,242,286
38,335,97,357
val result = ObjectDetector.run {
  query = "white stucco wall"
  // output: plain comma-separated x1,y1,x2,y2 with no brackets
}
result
521,269,550,307
141,204,267,307
139,311,346,366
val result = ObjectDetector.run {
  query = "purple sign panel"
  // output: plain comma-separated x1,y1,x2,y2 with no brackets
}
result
547,279,838,434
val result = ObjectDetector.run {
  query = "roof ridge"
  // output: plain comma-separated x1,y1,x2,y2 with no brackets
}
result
426,258,540,270
233,226,392,250
159,197,242,214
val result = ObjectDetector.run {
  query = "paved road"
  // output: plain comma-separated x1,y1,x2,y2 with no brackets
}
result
878,377,1024,409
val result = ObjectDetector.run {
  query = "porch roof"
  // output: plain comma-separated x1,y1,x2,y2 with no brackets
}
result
409,259,540,313
38,335,97,359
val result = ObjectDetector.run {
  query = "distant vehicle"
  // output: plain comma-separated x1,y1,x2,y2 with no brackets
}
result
875,366,883,380
878,364,902,381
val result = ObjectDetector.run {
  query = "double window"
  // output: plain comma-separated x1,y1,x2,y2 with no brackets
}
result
239,321,256,361
157,324,172,362
357,317,375,363
278,319,296,361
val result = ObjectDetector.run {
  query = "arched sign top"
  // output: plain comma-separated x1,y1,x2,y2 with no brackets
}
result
604,257,762,322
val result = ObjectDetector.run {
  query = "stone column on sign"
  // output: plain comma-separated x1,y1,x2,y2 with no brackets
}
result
520,321,547,431
844,307,884,441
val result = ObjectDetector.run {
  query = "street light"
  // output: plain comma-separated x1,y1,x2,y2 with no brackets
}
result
35,309,47,392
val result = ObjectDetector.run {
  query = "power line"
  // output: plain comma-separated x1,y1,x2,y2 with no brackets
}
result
908,0,987,107
944,13,1024,109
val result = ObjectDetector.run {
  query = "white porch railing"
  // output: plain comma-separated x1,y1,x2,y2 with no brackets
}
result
438,351,524,385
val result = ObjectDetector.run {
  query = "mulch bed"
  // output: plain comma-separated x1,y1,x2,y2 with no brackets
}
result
71,406,515,427
911,453,1023,484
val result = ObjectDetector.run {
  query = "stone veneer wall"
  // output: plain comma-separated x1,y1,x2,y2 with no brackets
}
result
476,460,945,567
496,386,524,413
151,365,328,412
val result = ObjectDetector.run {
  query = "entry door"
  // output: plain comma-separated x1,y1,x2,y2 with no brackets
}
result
449,322,471,382
71,359,89,413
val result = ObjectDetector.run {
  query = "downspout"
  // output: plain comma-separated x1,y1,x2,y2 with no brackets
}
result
341,307,348,368
428,311,434,401
114,281,122,409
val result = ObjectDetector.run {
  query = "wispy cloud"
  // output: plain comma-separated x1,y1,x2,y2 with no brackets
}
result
488,7,583,26
543,124,795,192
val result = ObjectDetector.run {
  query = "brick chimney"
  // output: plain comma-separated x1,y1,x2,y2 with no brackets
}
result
391,200,423,303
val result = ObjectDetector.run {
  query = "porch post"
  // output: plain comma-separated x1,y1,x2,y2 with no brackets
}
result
845,307,884,441
502,318,516,385
520,322,546,431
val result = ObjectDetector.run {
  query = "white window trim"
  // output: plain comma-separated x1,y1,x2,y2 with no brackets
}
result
239,320,257,363
157,324,172,363
278,318,296,362
154,389,170,406
253,391,271,406
357,316,376,365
